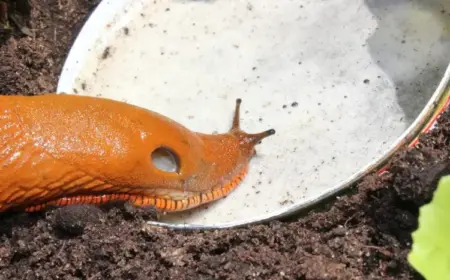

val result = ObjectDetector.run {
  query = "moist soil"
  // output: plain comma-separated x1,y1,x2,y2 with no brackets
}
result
0,1,447,279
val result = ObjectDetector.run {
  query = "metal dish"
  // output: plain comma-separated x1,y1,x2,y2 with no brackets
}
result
57,0,450,229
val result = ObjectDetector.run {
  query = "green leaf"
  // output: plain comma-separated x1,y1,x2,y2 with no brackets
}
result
408,175,450,279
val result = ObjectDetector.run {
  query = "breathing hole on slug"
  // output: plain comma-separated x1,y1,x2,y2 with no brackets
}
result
151,147,180,173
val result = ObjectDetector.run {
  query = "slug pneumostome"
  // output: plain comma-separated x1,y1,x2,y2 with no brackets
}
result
0,94,275,214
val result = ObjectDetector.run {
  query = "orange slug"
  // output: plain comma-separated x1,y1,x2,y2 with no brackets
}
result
0,94,275,213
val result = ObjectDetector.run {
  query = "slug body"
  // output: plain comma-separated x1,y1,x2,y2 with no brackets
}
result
0,94,275,213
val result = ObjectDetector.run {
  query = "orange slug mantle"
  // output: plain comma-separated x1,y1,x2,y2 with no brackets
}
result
0,94,275,213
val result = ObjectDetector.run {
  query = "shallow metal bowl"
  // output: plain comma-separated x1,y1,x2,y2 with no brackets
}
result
58,0,450,229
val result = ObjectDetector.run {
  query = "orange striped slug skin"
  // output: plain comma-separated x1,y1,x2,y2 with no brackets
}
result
0,94,275,213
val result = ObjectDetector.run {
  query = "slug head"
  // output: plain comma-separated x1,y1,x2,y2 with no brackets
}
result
147,98,275,197
164,98,276,194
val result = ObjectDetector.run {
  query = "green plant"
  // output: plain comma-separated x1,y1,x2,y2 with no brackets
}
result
408,175,450,279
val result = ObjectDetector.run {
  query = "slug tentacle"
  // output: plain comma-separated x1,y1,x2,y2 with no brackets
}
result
239,129,276,146
230,98,276,140
229,98,276,155
231,98,242,131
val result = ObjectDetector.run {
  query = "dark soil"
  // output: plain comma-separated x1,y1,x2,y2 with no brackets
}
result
0,0,447,279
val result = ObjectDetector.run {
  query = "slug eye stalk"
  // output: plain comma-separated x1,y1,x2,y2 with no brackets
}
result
230,98,276,146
